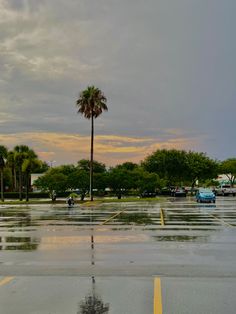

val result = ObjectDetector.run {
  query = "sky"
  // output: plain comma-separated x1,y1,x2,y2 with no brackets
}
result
0,0,235,167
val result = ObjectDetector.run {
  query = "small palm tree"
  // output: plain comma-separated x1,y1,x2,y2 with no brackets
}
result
13,145,37,201
0,145,8,202
7,151,17,191
76,86,108,201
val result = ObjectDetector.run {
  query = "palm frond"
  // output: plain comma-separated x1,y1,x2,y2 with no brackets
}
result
76,86,108,119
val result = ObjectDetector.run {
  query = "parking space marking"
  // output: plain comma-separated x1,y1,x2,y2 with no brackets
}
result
100,208,127,225
0,277,14,287
160,208,165,226
154,278,163,314
207,213,235,228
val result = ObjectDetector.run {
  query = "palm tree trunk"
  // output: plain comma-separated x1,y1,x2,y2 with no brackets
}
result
19,170,23,201
14,167,17,191
25,172,29,202
0,169,4,202
90,114,94,201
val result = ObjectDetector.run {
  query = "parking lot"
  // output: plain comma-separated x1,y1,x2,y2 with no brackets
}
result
0,196,236,313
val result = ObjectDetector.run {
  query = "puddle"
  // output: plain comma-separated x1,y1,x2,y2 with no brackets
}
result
4,236,34,243
152,235,209,242
117,213,153,225
0,201,233,238
78,294,110,313
0,235,39,251
165,216,207,221
166,222,220,226
77,276,110,313
0,243,39,251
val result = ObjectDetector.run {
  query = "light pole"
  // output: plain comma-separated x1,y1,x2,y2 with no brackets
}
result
48,160,56,168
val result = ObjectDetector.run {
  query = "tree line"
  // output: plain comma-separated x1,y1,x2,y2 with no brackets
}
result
27,149,236,200
1,147,236,202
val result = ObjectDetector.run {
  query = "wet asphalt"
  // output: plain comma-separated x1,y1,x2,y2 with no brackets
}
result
0,196,236,313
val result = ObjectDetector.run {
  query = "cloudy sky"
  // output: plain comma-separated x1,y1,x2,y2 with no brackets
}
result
0,0,235,166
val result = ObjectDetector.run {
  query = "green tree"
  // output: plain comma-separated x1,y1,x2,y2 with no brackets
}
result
3,167,12,192
0,145,8,202
117,162,138,171
6,151,16,191
56,164,76,176
67,169,89,201
142,149,219,189
7,149,48,193
32,161,49,173
93,172,108,196
107,166,135,199
76,86,108,201
77,159,107,197
220,158,236,186
77,159,106,174
14,145,37,201
185,151,219,191
134,167,162,195
142,149,188,186
34,170,68,200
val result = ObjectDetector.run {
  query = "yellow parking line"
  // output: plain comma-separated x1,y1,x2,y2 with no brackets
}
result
100,208,127,225
160,208,165,226
154,278,163,314
0,277,14,287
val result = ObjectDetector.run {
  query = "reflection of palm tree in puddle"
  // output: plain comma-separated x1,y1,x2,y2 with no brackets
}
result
78,206,110,313
78,277,109,314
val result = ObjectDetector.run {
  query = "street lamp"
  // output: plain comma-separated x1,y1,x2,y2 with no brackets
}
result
48,160,56,168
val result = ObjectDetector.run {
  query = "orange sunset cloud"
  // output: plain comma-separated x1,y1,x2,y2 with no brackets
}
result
0,132,201,166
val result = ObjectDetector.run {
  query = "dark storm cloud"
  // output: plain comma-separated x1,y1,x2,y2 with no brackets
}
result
7,0,25,10
0,0,236,163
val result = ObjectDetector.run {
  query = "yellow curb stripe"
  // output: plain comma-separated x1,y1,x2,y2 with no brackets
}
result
154,278,163,314
160,208,165,226
0,277,14,287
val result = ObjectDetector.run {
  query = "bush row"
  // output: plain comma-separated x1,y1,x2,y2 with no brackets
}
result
3,192,50,199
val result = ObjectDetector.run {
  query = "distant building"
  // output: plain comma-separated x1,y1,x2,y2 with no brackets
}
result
31,173,44,191
216,174,231,185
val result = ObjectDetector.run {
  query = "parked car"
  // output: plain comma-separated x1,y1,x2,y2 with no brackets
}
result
161,187,172,196
215,184,236,196
196,188,216,203
140,191,157,198
184,186,198,195
171,187,187,197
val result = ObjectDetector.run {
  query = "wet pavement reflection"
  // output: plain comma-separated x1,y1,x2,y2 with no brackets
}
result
0,236,39,251
0,197,235,256
0,197,236,252
78,277,110,314
152,235,209,242
77,207,110,314
1,197,236,313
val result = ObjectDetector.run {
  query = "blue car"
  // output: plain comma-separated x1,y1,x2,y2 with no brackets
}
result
196,188,216,203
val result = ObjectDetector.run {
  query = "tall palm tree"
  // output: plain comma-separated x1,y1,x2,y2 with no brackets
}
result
76,86,108,201
0,145,8,202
